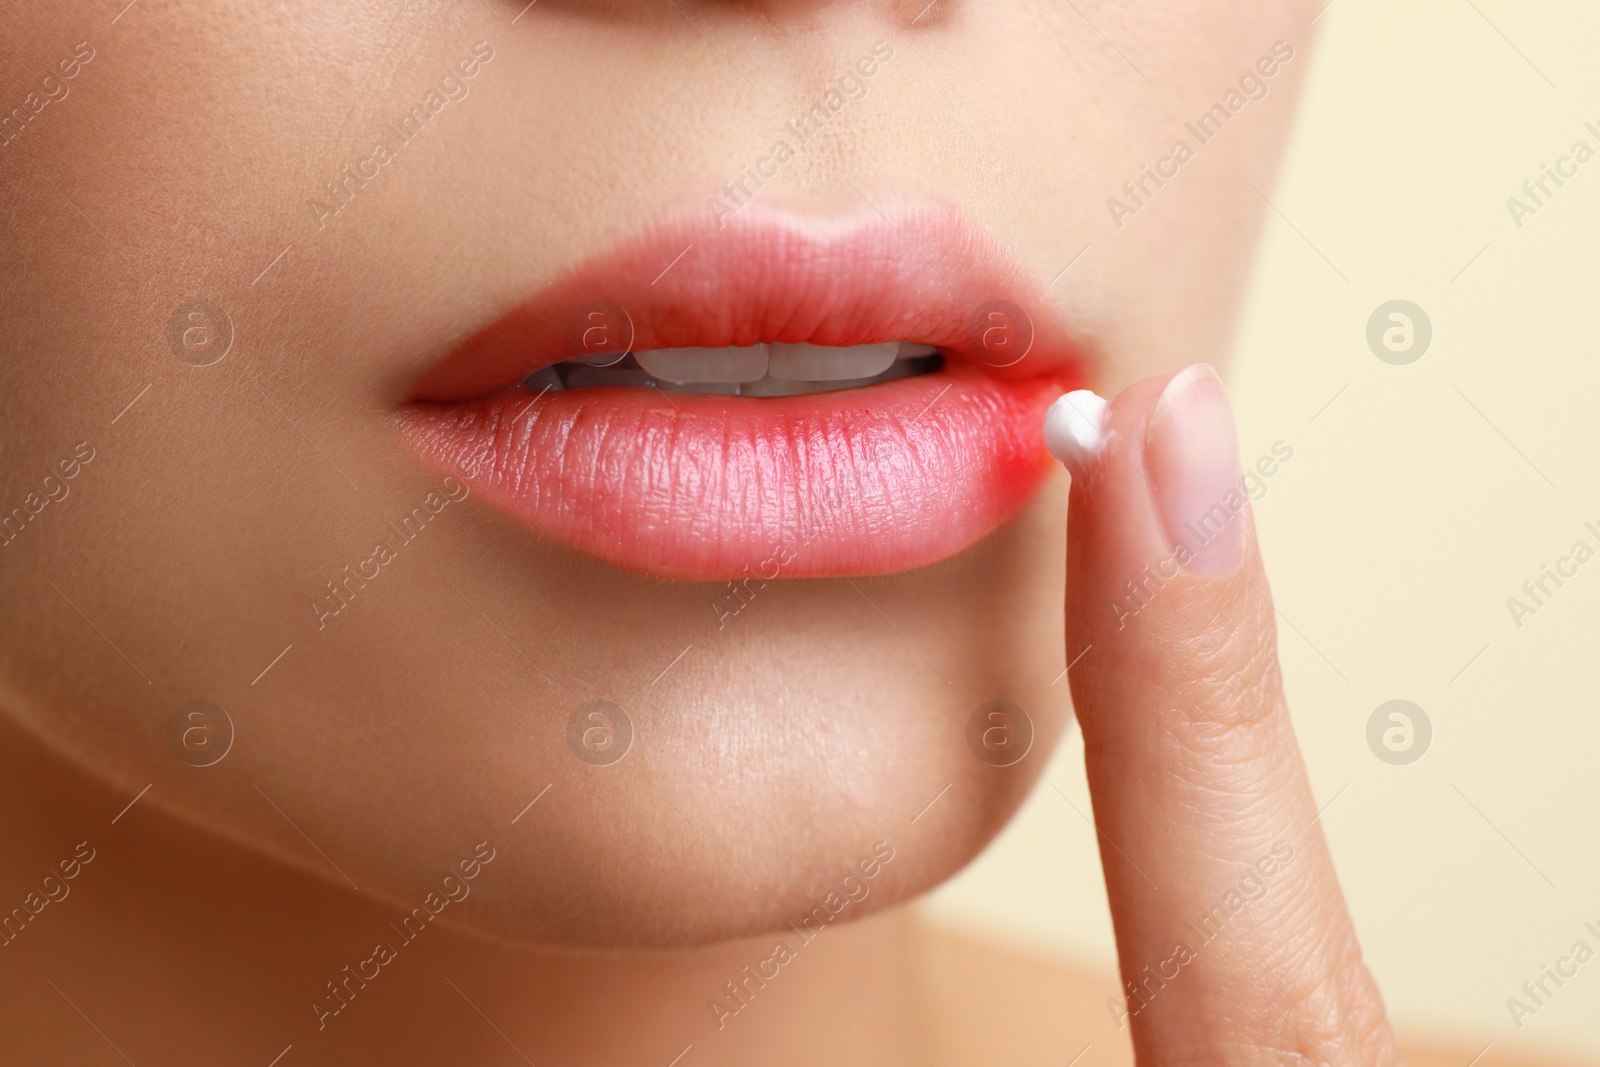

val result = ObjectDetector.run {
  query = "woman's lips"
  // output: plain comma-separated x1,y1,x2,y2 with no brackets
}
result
404,367,1063,578
400,202,1088,579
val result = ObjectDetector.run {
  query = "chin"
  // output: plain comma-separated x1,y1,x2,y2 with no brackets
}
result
408,490,1076,950
416,705,1070,952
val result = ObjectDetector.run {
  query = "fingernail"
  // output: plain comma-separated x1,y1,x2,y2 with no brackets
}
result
1144,364,1244,576
1042,389,1111,481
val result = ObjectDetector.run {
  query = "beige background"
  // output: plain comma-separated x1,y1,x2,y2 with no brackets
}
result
923,0,1600,1060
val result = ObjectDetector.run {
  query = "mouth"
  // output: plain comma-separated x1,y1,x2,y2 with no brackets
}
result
400,201,1089,580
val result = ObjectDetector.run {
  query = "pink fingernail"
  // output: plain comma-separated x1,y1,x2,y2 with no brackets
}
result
1144,364,1245,576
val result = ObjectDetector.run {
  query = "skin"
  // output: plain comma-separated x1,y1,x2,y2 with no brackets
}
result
5,2,1534,1064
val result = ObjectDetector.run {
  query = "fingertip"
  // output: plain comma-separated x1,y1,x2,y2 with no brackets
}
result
1058,365,1250,582
1143,363,1245,577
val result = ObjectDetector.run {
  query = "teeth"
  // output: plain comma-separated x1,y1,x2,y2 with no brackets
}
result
523,366,566,391
573,351,630,368
768,342,898,382
563,366,656,389
635,344,768,383
738,376,828,397
661,381,740,396
814,374,892,391
533,345,942,395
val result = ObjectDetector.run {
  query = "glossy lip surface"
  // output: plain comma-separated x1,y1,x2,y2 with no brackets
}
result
401,202,1088,579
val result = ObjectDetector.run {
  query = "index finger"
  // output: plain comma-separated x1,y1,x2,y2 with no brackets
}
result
1049,365,1402,1063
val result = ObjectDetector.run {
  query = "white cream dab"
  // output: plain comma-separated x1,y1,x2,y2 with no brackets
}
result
1042,389,1110,477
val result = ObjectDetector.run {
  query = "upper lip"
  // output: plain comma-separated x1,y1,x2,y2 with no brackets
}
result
409,199,1087,401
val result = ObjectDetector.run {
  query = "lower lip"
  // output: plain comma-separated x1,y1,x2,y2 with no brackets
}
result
399,364,1071,580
